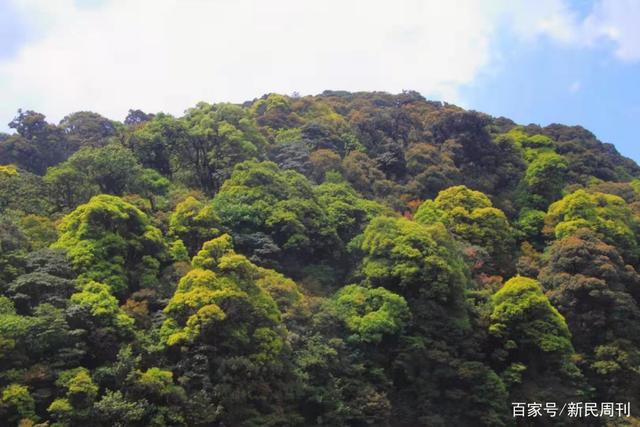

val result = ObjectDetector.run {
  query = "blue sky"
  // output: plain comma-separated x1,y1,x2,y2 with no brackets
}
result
1,0,639,161
0,2,27,61
459,11,640,161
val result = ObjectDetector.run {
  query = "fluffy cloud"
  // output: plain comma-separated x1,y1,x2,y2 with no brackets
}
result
499,0,582,44
583,0,640,62
0,0,498,127
0,0,638,129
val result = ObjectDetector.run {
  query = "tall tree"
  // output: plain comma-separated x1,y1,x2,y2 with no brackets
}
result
545,189,640,263
161,234,301,426
212,160,340,279
52,195,169,297
359,216,507,425
0,110,68,174
488,276,583,403
539,229,640,406
415,185,515,276
177,103,266,195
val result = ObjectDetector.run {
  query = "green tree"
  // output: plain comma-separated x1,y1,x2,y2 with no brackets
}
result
43,160,96,210
66,281,134,366
53,195,168,297
359,216,507,425
539,229,640,407
0,167,49,215
360,217,468,315
0,295,34,366
44,143,169,211
521,151,568,208
168,196,220,256
161,234,301,425
70,281,135,331
0,294,85,391
489,276,583,402
48,368,99,424
177,103,266,195
0,110,68,175
126,112,187,177
332,284,409,344
415,185,515,275
59,111,118,150
212,160,340,278
93,390,147,426
544,189,640,262
314,174,391,246
1,384,36,424
43,145,165,214
515,208,546,247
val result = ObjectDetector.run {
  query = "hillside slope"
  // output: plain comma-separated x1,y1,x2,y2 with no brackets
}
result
1,91,639,426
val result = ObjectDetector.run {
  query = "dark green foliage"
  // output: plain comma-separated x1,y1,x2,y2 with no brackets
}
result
541,124,640,182
176,102,267,195
358,216,509,425
0,110,68,175
539,229,640,407
7,249,75,315
211,160,341,278
0,218,30,288
63,144,139,195
0,167,50,215
267,141,312,176
59,111,118,150
125,112,186,177
405,142,460,199
429,111,526,198
44,143,169,210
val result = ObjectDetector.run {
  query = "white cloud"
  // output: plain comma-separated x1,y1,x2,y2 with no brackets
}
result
583,0,640,62
501,0,640,62
0,0,638,130
503,0,640,59
499,0,581,44
0,0,498,127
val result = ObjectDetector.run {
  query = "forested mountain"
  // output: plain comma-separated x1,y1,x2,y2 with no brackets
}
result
1,91,640,426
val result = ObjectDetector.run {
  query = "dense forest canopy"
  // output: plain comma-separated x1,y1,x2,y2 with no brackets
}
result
1,90,640,426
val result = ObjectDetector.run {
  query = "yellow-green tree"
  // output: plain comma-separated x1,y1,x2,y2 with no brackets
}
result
544,189,640,262
161,234,303,425
415,185,514,275
168,196,219,256
53,194,168,297
489,276,583,402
